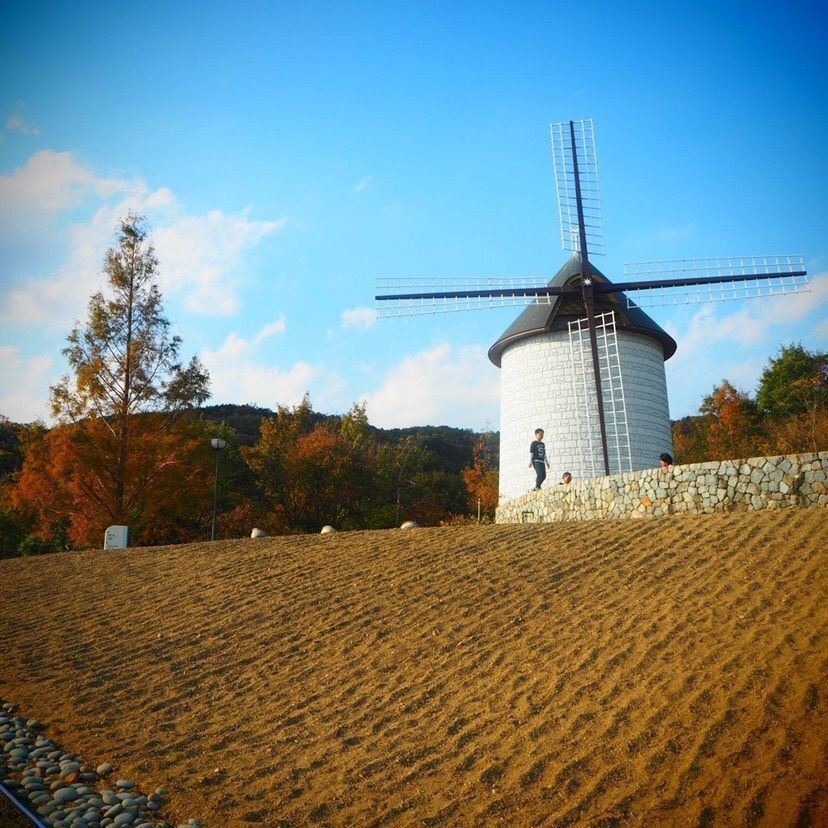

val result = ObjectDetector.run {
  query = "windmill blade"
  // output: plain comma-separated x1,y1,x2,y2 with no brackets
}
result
611,255,808,308
550,119,605,256
375,276,571,317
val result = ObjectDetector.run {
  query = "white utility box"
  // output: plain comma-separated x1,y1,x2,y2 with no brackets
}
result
104,525,129,550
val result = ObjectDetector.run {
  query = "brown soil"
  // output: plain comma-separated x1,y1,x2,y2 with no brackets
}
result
0,509,826,827
0,789,34,828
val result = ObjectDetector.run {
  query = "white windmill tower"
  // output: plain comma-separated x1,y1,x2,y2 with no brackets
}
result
376,119,809,502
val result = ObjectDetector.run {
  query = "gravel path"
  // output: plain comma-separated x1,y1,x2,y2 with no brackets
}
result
0,701,200,828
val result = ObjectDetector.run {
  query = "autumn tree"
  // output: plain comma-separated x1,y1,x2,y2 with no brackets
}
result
11,416,216,548
698,380,762,460
671,416,708,465
13,214,211,545
242,395,315,531
462,434,499,517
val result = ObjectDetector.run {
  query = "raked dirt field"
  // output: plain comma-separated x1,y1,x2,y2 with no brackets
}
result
1,508,826,827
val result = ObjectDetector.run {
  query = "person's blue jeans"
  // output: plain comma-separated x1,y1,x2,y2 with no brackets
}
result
533,461,547,489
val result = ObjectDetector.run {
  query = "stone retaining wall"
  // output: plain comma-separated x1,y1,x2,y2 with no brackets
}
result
496,452,828,524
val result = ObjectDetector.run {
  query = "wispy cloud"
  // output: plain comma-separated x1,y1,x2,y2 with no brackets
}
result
663,272,828,416
0,151,285,328
153,209,285,315
0,150,125,213
653,223,696,243
353,175,373,194
361,343,500,429
6,104,41,136
341,306,377,330
664,273,828,358
0,346,53,422
201,331,315,409
253,316,287,343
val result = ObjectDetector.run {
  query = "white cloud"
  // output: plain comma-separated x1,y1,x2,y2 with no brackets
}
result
665,273,828,363
353,175,372,194
253,316,287,343
341,306,377,330
0,150,125,213
0,151,285,329
663,273,828,416
362,343,500,429
0,346,53,423
6,104,41,137
153,209,284,315
201,331,315,409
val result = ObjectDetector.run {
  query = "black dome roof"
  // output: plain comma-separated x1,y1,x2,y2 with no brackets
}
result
488,253,677,367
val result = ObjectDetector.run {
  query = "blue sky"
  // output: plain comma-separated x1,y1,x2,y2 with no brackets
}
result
1,0,826,430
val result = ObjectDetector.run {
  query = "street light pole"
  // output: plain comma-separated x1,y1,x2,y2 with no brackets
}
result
210,438,226,541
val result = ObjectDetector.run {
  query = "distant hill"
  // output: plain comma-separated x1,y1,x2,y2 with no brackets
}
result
198,403,499,475
0,405,500,481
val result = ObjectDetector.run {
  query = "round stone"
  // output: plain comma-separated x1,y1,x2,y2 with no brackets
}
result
115,780,134,789
97,763,114,776
54,787,79,803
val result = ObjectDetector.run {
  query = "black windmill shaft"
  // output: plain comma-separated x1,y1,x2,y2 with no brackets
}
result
570,120,611,476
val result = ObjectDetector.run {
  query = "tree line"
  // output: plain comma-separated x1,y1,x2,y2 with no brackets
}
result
672,344,827,464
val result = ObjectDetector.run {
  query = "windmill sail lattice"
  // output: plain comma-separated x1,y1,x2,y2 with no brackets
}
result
550,119,605,255
620,256,808,308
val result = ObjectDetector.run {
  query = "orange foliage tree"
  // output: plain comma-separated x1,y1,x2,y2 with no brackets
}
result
11,415,215,548
11,214,211,548
698,380,762,461
462,434,499,517
243,400,378,532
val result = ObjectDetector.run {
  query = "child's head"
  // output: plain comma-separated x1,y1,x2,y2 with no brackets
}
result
562,471,572,484
535,428,544,439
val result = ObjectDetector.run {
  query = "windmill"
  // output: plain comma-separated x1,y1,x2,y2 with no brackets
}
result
375,120,809,499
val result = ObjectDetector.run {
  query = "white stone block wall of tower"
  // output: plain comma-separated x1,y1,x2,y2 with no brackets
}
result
498,329,674,502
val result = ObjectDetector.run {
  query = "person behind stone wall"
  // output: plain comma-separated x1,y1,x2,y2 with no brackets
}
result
561,471,572,484
659,452,674,470
529,428,550,490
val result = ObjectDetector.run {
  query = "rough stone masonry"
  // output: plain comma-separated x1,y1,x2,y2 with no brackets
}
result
496,451,828,524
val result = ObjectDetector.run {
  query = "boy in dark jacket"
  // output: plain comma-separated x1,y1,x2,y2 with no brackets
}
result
529,428,550,490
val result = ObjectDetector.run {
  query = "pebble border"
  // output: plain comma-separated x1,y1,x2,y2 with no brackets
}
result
0,701,200,828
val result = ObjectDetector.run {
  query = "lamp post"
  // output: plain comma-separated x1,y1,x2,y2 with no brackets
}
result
210,438,227,541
